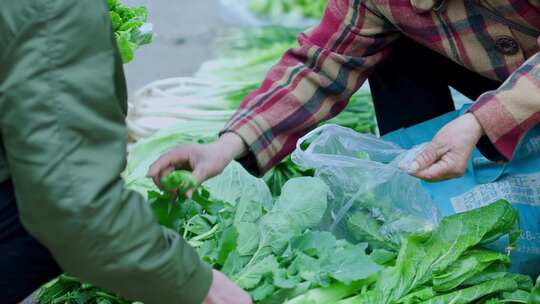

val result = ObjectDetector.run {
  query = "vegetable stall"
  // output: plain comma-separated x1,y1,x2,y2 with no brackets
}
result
36,1,540,304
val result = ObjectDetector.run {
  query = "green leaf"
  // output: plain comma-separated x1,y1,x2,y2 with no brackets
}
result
118,20,144,32
347,209,397,251
204,161,273,210
290,231,337,257
259,177,329,253
286,279,374,304
263,156,313,197
432,249,510,292
260,282,311,304
320,243,382,284
115,31,137,63
272,268,301,289
350,200,520,304
289,252,327,286
192,188,226,214
461,263,534,291
420,277,518,304
109,11,122,30
216,226,239,266
529,276,540,304
234,255,279,289
160,170,197,193
271,177,328,228
396,287,436,304
236,222,260,256
222,250,250,277
259,213,302,254
370,249,397,266
185,215,213,235
148,193,184,231
251,278,276,301
234,195,264,224
502,289,530,302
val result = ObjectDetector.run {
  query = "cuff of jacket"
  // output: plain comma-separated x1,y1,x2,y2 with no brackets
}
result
468,95,516,162
180,259,213,304
219,118,276,177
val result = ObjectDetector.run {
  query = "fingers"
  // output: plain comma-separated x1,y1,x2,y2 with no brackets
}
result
402,141,467,182
204,270,253,304
147,146,192,190
153,164,176,190
147,143,231,195
413,157,456,181
412,152,467,182
148,148,190,177
404,142,449,174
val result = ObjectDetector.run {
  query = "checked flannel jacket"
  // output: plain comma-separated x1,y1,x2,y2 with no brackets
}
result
221,0,540,175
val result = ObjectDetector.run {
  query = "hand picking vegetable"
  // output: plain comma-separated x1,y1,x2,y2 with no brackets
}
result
147,132,248,192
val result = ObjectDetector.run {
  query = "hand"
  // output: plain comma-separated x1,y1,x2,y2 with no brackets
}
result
401,113,485,182
203,270,253,304
147,133,247,195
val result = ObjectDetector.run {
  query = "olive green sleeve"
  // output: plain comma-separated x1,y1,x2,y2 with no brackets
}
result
0,0,211,303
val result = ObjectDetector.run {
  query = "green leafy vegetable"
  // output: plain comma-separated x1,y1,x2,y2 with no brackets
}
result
529,276,540,304
248,0,328,20
108,0,152,63
432,249,510,292
39,164,530,304
421,277,517,304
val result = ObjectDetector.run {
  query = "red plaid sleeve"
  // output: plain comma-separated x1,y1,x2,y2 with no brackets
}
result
221,0,399,175
470,53,540,160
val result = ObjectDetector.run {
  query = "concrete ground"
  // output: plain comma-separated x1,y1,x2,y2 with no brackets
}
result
122,0,234,93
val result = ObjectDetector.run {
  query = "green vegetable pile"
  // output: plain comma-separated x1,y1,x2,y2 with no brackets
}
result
108,0,152,63
248,0,328,20
38,165,540,303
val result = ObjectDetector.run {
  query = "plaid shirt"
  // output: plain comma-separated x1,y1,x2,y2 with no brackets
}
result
222,0,540,175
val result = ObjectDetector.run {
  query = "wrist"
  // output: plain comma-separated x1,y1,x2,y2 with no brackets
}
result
465,112,485,139
216,132,248,162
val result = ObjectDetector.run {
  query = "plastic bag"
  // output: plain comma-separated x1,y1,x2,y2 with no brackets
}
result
291,124,440,250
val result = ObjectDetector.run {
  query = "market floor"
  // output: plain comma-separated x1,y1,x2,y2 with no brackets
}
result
122,0,232,93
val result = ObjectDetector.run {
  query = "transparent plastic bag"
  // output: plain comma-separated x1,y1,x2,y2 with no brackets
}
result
291,124,441,250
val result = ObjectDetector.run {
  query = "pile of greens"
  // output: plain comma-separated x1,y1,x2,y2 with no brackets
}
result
38,164,540,304
248,0,328,20
108,0,152,63
37,165,381,303
155,168,382,303
285,199,532,304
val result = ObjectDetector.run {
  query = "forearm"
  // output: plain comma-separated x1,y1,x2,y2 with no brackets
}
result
469,52,540,160
221,0,399,175
217,132,248,161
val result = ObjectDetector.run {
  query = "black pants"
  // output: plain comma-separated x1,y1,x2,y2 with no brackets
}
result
369,37,502,136
0,180,61,303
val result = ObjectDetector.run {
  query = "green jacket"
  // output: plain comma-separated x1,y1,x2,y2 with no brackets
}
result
0,0,211,303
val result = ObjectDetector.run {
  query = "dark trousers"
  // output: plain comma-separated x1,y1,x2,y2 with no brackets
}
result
0,180,61,304
369,37,502,136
